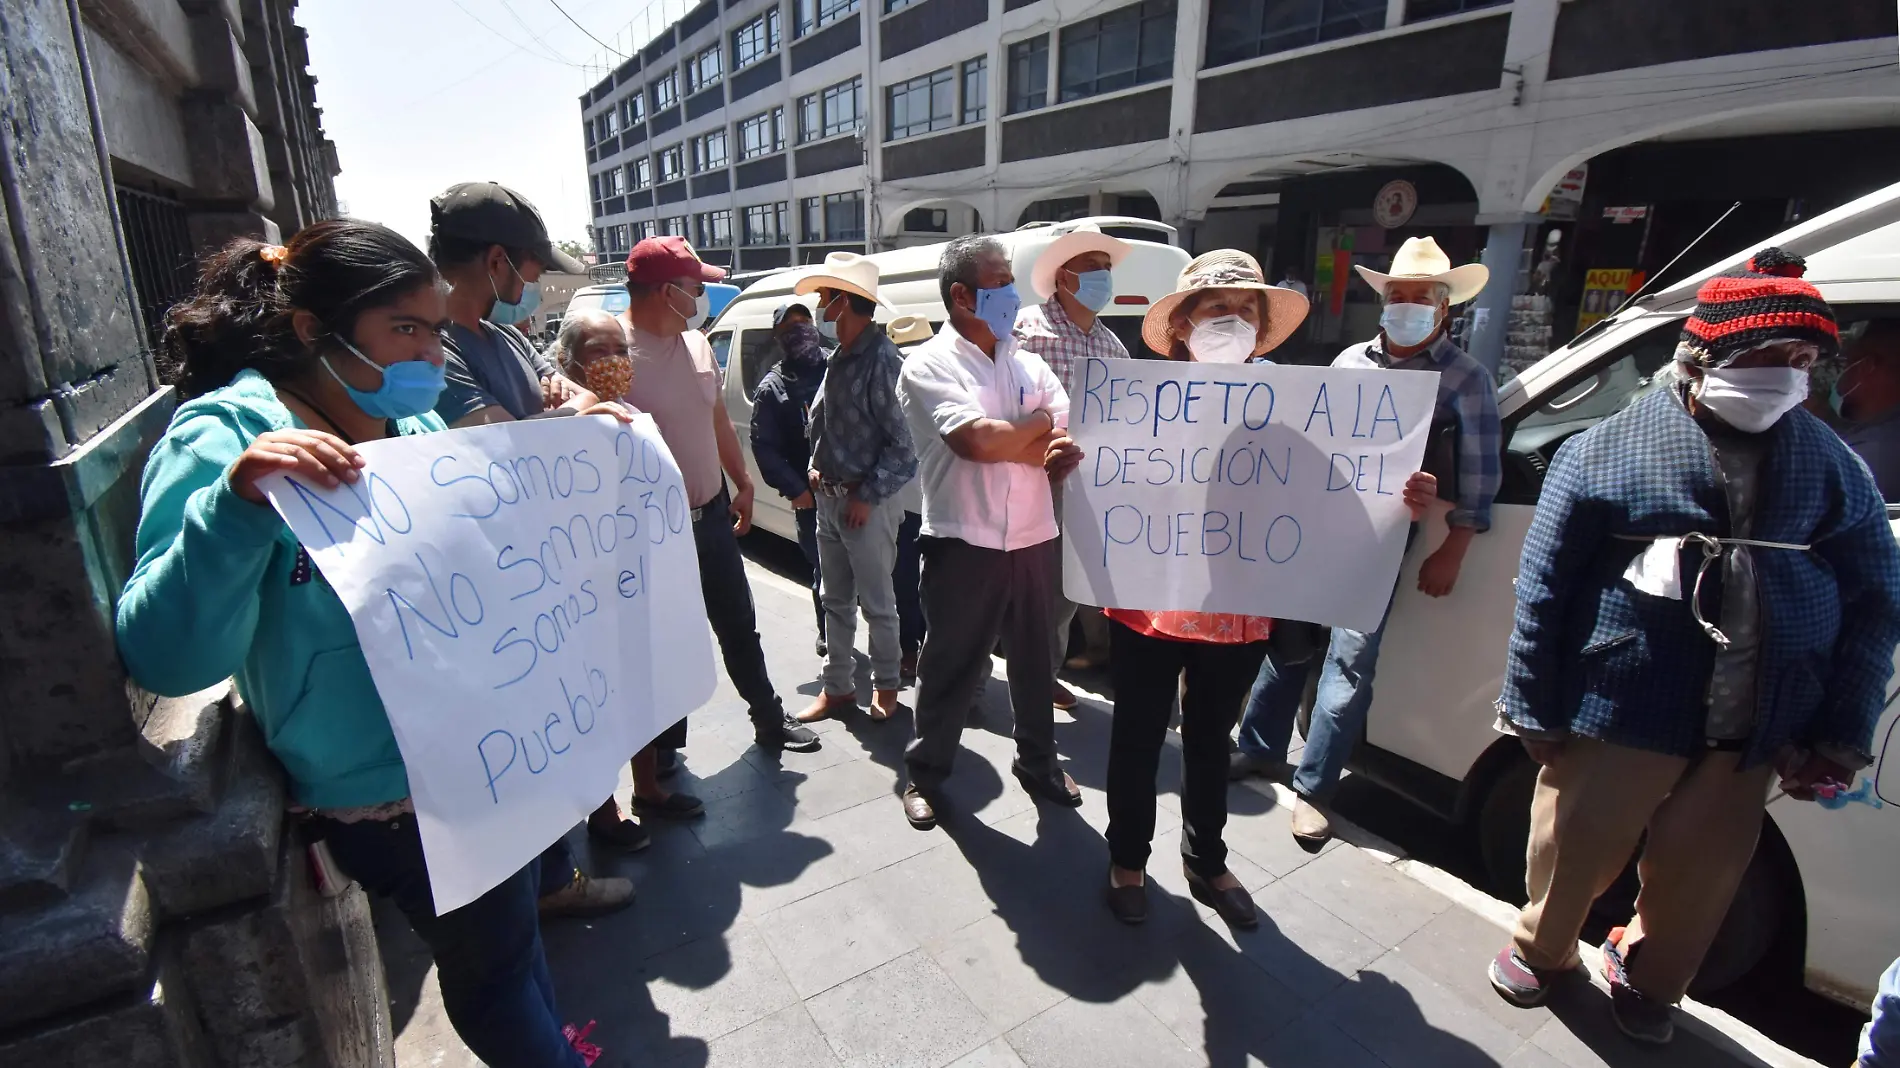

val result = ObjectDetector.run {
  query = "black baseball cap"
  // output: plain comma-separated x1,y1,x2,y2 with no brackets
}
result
429,182,587,274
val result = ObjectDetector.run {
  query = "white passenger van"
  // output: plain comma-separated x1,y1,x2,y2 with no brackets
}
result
1351,181,1900,1009
711,218,1190,543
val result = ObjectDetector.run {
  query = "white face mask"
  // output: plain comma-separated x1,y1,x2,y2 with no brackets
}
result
1380,302,1440,348
1695,366,1809,433
1185,315,1255,363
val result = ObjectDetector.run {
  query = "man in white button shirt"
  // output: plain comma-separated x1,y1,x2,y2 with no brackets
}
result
895,236,1086,829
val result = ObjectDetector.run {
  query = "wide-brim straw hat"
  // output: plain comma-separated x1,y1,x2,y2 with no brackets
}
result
1030,224,1131,299
887,314,934,345
1142,250,1310,358
1352,236,1489,305
794,251,894,311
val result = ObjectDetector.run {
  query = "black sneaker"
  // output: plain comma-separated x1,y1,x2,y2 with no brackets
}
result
756,715,822,753
586,809,652,853
815,636,828,658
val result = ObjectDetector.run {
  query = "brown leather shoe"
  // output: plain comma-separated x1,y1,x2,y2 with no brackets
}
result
901,785,937,829
797,691,856,723
1185,868,1258,929
869,688,900,721
1052,683,1080,710
1013,764,1083,807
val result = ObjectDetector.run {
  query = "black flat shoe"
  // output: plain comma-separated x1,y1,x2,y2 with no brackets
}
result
1185,867,1258,929
631,792,704,820
1106,870,1148,925
1012,764,1083,807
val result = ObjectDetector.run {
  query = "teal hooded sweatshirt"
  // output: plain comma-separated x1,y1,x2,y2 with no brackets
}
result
116,369,445,809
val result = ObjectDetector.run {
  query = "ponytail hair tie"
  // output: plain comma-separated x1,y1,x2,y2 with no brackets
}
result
258,244,289,267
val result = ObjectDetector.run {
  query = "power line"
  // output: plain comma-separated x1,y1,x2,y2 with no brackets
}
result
498,0,577,65
545,0,628,58
444,0,585,67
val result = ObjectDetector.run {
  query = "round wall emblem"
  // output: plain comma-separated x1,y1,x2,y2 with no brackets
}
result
1373,180,1419,229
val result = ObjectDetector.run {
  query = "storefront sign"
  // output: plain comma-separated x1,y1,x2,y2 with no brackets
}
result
1373,180,1419,229
1061,357,1438,633
1603,205,1649,224
262,416,717,912
1577,268,1636,331
1543,166,1588,221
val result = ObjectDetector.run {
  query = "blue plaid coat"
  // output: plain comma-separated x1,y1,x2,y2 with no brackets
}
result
1498,387,1900,766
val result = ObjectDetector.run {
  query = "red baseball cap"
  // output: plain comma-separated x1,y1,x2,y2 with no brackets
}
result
626,236,726,285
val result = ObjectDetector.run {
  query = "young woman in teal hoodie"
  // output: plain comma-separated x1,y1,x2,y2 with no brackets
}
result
116,221,593,1068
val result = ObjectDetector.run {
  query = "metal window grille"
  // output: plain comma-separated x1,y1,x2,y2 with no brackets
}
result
116,186,194,347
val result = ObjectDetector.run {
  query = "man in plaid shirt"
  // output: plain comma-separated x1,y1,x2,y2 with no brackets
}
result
1015,225,1130,704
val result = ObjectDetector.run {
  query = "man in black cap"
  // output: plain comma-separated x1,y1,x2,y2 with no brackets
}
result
426,181,642,918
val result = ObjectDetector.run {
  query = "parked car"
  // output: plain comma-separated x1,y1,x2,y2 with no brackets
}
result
710,217,1191,544
1344,180,1900,1009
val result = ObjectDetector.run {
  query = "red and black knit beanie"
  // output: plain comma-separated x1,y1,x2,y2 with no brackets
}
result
1677,247,1838,367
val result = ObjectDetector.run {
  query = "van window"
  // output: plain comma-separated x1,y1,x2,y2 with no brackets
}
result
739,330,782,397
708,330,733,375
1100,314,1164,360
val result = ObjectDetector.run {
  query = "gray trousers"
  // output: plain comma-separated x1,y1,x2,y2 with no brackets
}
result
817,493,903,694
905,536,1061,792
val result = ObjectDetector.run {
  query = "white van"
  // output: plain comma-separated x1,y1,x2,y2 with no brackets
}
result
1350,181,1900,1010
711,218,1192,543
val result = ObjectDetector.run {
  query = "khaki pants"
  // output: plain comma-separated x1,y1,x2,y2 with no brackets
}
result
1511,737,1774,1005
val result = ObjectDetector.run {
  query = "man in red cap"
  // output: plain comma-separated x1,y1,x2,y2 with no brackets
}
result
620,237,821,762
1487,248,1900,1044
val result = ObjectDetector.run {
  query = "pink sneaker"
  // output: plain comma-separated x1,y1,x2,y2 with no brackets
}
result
563,1020,602,1066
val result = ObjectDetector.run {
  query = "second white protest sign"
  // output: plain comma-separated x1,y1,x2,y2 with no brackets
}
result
1062,356,1438,632
264,414,715,912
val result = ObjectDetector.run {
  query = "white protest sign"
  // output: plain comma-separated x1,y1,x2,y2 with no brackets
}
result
262,415,715,911
1062,356,1439,632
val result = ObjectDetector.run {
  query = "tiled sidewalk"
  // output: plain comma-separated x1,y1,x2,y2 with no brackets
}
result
381,555,1817,1068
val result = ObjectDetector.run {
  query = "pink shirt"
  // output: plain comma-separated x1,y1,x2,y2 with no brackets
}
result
624,322,725,508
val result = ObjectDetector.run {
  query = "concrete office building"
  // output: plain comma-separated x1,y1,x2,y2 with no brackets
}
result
0,2,385,1066
579,0,1898,366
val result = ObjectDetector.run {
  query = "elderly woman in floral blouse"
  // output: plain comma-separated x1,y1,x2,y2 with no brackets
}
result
1100,252,1437,928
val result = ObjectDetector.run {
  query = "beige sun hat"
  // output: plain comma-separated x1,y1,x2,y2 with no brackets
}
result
1142,250,1311,358
1352,236,1489,304
1030,223,1131,300
887,314,934,345
794,251,895,310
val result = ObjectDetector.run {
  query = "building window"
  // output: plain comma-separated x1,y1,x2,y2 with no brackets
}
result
1206,0,1385,66
1006,36,1048,114
691,129,729,172
585,118,597,149
635,220,657,241
620,93,646,129
117,186,195,346
796,0,859,37
686,44,722,95
801,191,864,242
961,57,987,123
1059,0,1176,103
662,215,689,237
886,67,955,141
798,77,863,142
657,144,684,182
733,9,782,68
696,209,734,248
629,156,652,189
738,107,787,158
902,207,947,232
885,0,921,11
651,71,679,111
605,167,626,196
743,202,790,245
1406,0,1506,20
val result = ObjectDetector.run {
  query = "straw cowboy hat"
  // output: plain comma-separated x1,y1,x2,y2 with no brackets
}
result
1352,236,1489,304
887,314,934,345
794,251,895,311
1142,250,1310,358
1030,223,1131,300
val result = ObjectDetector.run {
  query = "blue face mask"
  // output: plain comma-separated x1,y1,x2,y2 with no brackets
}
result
487,255,541,326
323,337,448,421
1070,270,1114,313
973,283,1021,340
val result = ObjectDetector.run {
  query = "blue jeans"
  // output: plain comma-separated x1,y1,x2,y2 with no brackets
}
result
1237,587,1396,802
320,814,583,1068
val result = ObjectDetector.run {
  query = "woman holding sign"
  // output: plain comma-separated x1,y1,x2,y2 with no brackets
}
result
116,222,608,1067
1099,252,1437,929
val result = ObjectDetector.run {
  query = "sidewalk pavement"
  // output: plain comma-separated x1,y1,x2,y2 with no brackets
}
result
381,552,1823,1068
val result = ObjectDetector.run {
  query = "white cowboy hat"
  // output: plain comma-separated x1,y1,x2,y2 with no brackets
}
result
1030,223,1131,300
794,251,894,310
887,314,934,345
1142,249,1310,358
1352,236,1489,305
